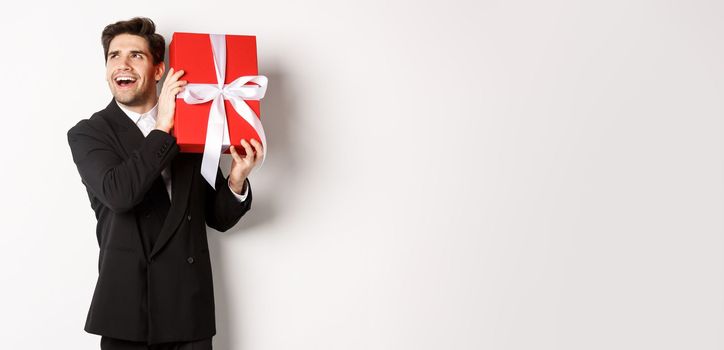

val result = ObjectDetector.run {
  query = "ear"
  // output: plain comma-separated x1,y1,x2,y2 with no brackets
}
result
154,62,165,83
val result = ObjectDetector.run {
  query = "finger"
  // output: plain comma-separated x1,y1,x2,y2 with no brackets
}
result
172,69,185,81
240,139,254,161
250,138,262,150
162,67,175,87
250,139,264,159
170,86,184,96
163,69,184,88
229,145,244,163
164,81,187,93
161,82,186,99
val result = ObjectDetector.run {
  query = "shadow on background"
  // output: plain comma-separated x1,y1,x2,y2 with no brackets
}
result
211,59,298,349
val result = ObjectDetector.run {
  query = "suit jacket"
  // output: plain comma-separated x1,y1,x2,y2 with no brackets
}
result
67,98,252,344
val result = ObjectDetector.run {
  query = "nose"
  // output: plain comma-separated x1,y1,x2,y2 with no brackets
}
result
118,59,131,70
115,55,133,70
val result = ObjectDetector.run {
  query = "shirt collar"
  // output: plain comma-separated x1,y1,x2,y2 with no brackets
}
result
115,99,159,124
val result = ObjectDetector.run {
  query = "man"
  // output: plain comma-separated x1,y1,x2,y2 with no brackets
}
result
67,17,262,349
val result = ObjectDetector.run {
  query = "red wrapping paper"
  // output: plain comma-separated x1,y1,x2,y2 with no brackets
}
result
169,32,262,155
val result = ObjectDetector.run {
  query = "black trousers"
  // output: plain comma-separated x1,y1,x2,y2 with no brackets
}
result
100,336,212,350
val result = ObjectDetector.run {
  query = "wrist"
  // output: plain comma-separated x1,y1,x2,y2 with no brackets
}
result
154,125,172,134
229,177,246,195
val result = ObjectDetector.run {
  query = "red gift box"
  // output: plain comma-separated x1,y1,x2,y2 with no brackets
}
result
169,32,263,155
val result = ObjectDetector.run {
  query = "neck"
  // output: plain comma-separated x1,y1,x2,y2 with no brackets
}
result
116,95,158,114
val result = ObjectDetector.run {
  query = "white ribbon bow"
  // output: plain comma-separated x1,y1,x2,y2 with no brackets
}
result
177,34,267,189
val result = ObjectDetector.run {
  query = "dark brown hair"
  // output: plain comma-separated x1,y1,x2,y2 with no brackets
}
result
101,17,165,65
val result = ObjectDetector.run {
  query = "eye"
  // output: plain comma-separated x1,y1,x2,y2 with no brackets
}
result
132,53,142,59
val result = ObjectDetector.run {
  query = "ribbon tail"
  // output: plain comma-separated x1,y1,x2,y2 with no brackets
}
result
252,114,267,169
222,112,231,153
200,95,227,189
226,96,268,169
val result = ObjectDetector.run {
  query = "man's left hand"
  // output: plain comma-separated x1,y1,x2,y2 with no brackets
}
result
228,139,263,194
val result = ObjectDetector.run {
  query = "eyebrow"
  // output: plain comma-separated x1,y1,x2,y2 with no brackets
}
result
107,50,147,57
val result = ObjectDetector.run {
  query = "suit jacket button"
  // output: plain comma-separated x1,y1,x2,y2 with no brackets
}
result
187,215,192,221
187,257,194,264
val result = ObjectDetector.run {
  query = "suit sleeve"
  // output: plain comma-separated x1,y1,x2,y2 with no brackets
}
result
67,121,179,213
204,171,252,232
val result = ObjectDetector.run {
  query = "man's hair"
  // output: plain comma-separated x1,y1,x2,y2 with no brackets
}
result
101,17,165,65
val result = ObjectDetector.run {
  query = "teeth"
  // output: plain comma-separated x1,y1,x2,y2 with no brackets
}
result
115,77,136,82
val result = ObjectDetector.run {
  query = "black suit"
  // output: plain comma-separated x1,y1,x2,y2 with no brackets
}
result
67,98,252,344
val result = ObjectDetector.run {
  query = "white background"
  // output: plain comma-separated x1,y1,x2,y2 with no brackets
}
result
1,0,723,349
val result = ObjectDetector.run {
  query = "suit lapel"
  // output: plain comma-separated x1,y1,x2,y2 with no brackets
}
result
102,98,195,260
150,154,194,259
100,99,149,261
102,98,146,158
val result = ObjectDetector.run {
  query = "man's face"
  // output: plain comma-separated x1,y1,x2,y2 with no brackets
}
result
105,33,164,106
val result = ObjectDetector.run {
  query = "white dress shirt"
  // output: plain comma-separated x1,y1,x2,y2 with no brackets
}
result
116,100,248,202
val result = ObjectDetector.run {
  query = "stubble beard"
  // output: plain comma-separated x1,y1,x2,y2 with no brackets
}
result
111,81,153,107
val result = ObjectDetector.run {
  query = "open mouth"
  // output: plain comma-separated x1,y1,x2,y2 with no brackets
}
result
114,76,137,89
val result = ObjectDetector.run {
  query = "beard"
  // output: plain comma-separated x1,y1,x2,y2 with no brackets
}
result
110,81,154,107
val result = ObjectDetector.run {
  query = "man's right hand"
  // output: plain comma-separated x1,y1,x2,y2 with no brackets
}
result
156,67,187,133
